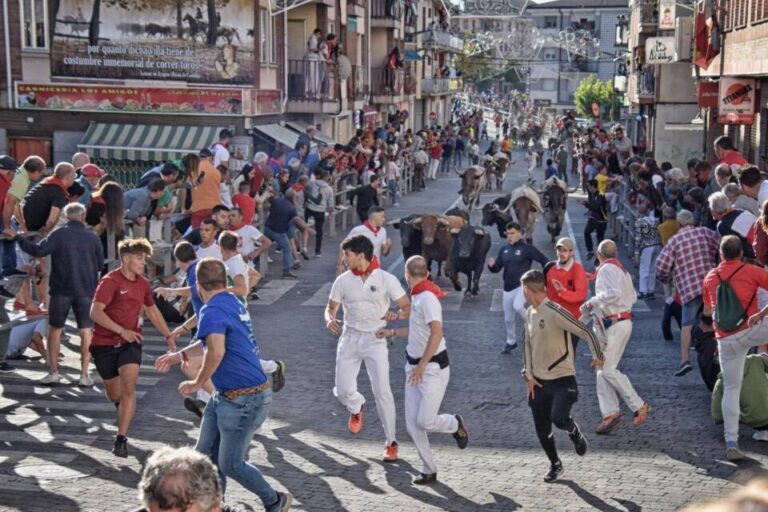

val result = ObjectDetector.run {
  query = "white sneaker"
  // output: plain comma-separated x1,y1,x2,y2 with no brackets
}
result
78,375,94,387
40,372,61,385
753,431,768,442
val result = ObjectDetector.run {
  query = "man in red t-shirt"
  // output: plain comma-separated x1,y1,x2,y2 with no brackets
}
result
90,238,175,458
545,237,588,319
702,235,768,462
715,135,748,169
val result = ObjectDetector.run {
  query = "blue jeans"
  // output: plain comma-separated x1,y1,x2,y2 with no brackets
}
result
440,157,451,174
196,389,277,506
264,226,293,273
388,180,398,204
1,218,17,277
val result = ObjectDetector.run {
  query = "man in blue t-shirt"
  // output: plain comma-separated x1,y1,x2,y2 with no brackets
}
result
155,259,292,512
544,159,558,180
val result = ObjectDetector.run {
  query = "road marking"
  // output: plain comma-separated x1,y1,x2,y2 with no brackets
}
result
302,282,333,306
441,291,464,311
633,300,651,312
252,279,299,306
564,210,582,264
490,289,503,312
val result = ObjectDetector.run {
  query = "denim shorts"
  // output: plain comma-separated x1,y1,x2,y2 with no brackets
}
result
49,295,94,329
682,296,703,327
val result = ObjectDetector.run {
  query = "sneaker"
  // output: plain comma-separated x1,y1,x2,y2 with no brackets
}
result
0,361,15,372
645,293,656,301
78,375,94,387
184,397,206,418
301,250,309,261
632,402,651,426
501,342,517,354
267,256,275,264
726,441,745,461
453,414,469,449
569,423,588,456
348,404,364,434
266,491,293,512
292,261,301,270
413,472,437,485
40,372,61,385
543,461,564,483
586,251,594,260
315,252,322,258
392,202,400,207
282,272,298,279
674,361,693,377
112,436,128,458
383,441,399,462
272,360,287,393
595,414,624,435
0,286,14,299
249,291,261,301
753,431,768,442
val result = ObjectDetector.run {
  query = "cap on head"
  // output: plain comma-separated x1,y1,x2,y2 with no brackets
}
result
81,163,106,178
199,148,213,158
0,155,18,171
555,237,574,251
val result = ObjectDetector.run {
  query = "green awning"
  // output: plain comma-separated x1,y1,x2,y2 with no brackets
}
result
78,123,226,162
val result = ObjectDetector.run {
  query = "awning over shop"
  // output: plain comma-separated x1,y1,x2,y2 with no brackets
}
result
285,121,337,147
78,123,224,162
253,123,307,150
404,50,424,62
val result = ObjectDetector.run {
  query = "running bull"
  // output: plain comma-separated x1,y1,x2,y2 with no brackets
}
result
448,224,491,296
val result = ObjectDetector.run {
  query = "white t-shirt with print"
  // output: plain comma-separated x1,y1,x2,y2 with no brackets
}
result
329,268,406,332
347,224,388,259
224,253,250,291
234,224,264,258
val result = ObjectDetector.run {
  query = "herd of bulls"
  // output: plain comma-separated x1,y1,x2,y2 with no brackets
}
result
389,165,572,296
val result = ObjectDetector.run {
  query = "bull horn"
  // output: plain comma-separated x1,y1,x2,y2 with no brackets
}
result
498,200,514,214
387,218,401,225
567,186,579,193
437,216,451,227
411,216,422,225
474,228,486,236
450,227,461,234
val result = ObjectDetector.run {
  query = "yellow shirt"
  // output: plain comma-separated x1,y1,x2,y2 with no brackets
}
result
595,174,610,195
658,219,679,246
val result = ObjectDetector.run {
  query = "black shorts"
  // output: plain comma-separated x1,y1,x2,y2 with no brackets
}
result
49,295,93,329
90,343,142,380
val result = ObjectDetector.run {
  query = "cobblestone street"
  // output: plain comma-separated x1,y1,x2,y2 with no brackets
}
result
1,154,766,512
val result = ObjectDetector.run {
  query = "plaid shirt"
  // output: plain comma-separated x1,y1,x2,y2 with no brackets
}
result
656,226,720,304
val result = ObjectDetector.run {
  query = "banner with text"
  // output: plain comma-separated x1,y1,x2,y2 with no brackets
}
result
718,77,757,125
51,1,255,85
645,37,676,64
658,0,677,30
15,83,245,115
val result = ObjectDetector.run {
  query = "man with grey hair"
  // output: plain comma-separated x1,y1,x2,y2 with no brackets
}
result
582,240,650,434
656,210,720,376
722,183,759,216
714,163,733,190
133,445,243,512
9,202,104,385
709,191,757,261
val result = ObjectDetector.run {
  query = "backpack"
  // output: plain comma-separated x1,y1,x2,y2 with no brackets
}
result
714,265,755,333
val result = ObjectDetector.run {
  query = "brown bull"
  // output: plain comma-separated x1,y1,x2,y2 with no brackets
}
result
511,196,538,244
412,214,453,278
456,165,487,208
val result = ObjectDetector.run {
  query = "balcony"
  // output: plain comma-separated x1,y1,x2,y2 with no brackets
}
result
421,77,463,96
560,60,600,74
371,67,404,103
286,59,341,114
422,29,464,53
347,0,365,19
371,0,401,28
347,65,369,102
627,70,655,104
404,71,417,95
633,0,657,33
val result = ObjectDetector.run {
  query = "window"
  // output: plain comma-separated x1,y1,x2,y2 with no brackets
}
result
753,0,768,24
541,79,556,91
20,0,48,50
544,16,558,28
259,9,277,65
544,48,558,60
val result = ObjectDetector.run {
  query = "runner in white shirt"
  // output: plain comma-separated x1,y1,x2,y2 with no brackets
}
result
337,206,392,274
211,129,232,168
195,220,223,260
325,234,410,462
219,231,285,391
230,208,272,264
377,255,468,485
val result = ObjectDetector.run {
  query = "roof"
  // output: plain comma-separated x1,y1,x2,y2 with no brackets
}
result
526,0,626,9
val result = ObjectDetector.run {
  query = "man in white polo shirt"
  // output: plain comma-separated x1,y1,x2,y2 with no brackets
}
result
377,255,468,485
337,206,392,274
325,234,410,462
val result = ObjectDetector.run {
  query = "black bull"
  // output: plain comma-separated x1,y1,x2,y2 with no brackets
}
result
448,224,491,296
540,184,567,242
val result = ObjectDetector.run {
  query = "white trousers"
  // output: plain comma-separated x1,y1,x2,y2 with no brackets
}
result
334,328,396,443
502,287,527,346
596,320,644,417
428,159,440,180
261,359,277,374
718,320,768,444
639,245,660,294
404,362,458,474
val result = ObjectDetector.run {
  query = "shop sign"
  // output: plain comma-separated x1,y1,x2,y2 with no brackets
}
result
646,37,676,64
51,0,255,85
534,99,551,107
697,81,719,108
717,77,757,125
252,89,283,116
15,82,244,115
658,0,677,30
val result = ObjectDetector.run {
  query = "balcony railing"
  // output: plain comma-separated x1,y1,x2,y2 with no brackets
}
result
404,72,416,94
560,60,600,73
287,59,339,102
634,0,657,26
422,30,464,52
635,69,655,97
348,65,369,101
422,77,463,95
371,67,404,96
371,0,401,19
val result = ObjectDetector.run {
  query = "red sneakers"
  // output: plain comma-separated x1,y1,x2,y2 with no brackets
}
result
348,404,364,434
383,441,399,462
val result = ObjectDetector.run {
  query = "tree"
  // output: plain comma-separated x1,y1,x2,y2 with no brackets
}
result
573,75,620,122
455,52,492,84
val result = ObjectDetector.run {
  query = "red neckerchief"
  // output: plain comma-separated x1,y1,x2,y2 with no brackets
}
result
229,221,245,231
598,258,628,275
43,176,70,195
291,183,305,192
411,278,449,300
363,221,381,235
352,256,380,277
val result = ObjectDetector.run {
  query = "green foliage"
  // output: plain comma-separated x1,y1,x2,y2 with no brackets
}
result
573,75,620,120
